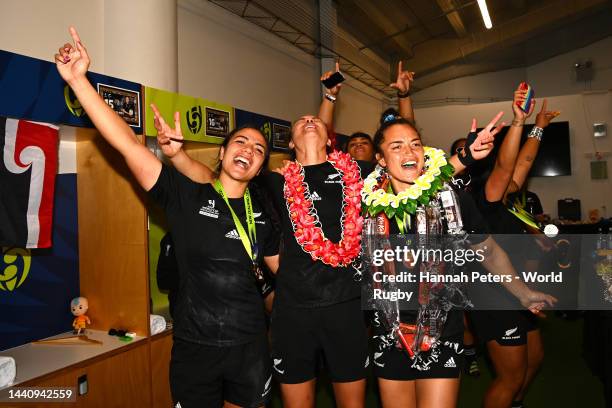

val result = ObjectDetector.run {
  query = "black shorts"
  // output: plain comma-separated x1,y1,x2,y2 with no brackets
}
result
170,335,271,408
270,298,369,383
469,310,538,346
372,333,464,380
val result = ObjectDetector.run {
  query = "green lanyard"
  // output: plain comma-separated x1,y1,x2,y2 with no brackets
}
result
213,179,257,263
395,212,411,234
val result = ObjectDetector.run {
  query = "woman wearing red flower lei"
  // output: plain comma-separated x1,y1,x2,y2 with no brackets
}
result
157,112,374,407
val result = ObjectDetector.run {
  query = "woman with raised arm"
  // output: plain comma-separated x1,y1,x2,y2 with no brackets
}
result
450,85,558,408
161,111,372,408
361,115,556,408
55,27,279,408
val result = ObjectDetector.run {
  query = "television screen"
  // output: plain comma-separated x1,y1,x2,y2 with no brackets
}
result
474,121,571,177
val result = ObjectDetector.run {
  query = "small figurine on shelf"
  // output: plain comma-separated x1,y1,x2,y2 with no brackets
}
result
71,297,91,335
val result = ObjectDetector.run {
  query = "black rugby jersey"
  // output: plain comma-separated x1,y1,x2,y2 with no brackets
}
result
148,165,279,346
264,160,373,308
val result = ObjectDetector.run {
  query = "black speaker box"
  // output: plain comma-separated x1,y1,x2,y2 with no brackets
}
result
558,198,581,221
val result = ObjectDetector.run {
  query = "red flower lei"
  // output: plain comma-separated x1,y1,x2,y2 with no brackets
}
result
283,150,364,267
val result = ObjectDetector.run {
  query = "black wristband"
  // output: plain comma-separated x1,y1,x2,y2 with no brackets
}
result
457,131,477,166
397,90,410,99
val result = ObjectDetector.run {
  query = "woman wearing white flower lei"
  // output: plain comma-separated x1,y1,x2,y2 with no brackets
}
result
362,116,557,408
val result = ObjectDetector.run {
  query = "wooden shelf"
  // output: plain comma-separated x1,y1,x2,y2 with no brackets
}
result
0,330,146,390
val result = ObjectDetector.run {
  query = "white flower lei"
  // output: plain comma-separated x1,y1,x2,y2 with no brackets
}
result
361,146,451,210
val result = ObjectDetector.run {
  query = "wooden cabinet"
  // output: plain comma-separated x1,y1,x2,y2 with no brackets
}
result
151,332,173,408
1,341,153,408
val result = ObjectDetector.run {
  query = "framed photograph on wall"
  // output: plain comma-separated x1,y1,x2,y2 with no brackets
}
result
97,84,141,128
272,123,291,151
206,107,230,138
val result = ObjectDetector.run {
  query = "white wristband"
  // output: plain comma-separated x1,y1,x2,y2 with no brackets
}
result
324,93,336,103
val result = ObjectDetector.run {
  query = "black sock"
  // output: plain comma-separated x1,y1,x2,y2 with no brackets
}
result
511,400,524,408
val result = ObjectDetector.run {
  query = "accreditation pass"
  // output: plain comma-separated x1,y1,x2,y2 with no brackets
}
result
0,387,76,402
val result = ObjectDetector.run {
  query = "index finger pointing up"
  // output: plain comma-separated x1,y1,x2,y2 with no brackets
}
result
69,27,81,46
335,61,340,72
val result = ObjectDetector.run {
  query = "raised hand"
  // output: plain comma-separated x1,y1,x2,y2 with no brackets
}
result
389,61,415,94
535,99,560,129
54,27,90,84
512,85,535,123
468,111,505,160
151,103,184,158
321,61,342,96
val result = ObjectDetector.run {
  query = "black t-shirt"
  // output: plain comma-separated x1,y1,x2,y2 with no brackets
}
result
148,165,279,346
263,160,374,308
156,232,179,319
473,188,527,235
472,187,540,261
385,189,489,338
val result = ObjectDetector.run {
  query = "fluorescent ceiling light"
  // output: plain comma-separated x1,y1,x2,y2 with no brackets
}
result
477,0,493,29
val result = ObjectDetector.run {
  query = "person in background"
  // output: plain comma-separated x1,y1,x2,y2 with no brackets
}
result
461,87,559,408
344,132,375,162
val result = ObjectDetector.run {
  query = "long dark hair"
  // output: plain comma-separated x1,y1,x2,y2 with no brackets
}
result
215,124,271,175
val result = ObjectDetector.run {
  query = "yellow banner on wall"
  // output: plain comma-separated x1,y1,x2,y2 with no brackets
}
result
144,86,234,144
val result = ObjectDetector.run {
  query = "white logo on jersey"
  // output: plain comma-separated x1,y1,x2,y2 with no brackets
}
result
273,358,285,374
325,173,342,183
310,191,322,201
261,375,272,397
373,311,381,327
364,356,370,368
374,352,385,367
505,327,518,337
225,229,241,240
253,211,266,225
199,201,219,218
444,357,457,368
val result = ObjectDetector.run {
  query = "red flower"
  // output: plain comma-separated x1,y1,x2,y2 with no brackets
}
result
283,151,363,267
